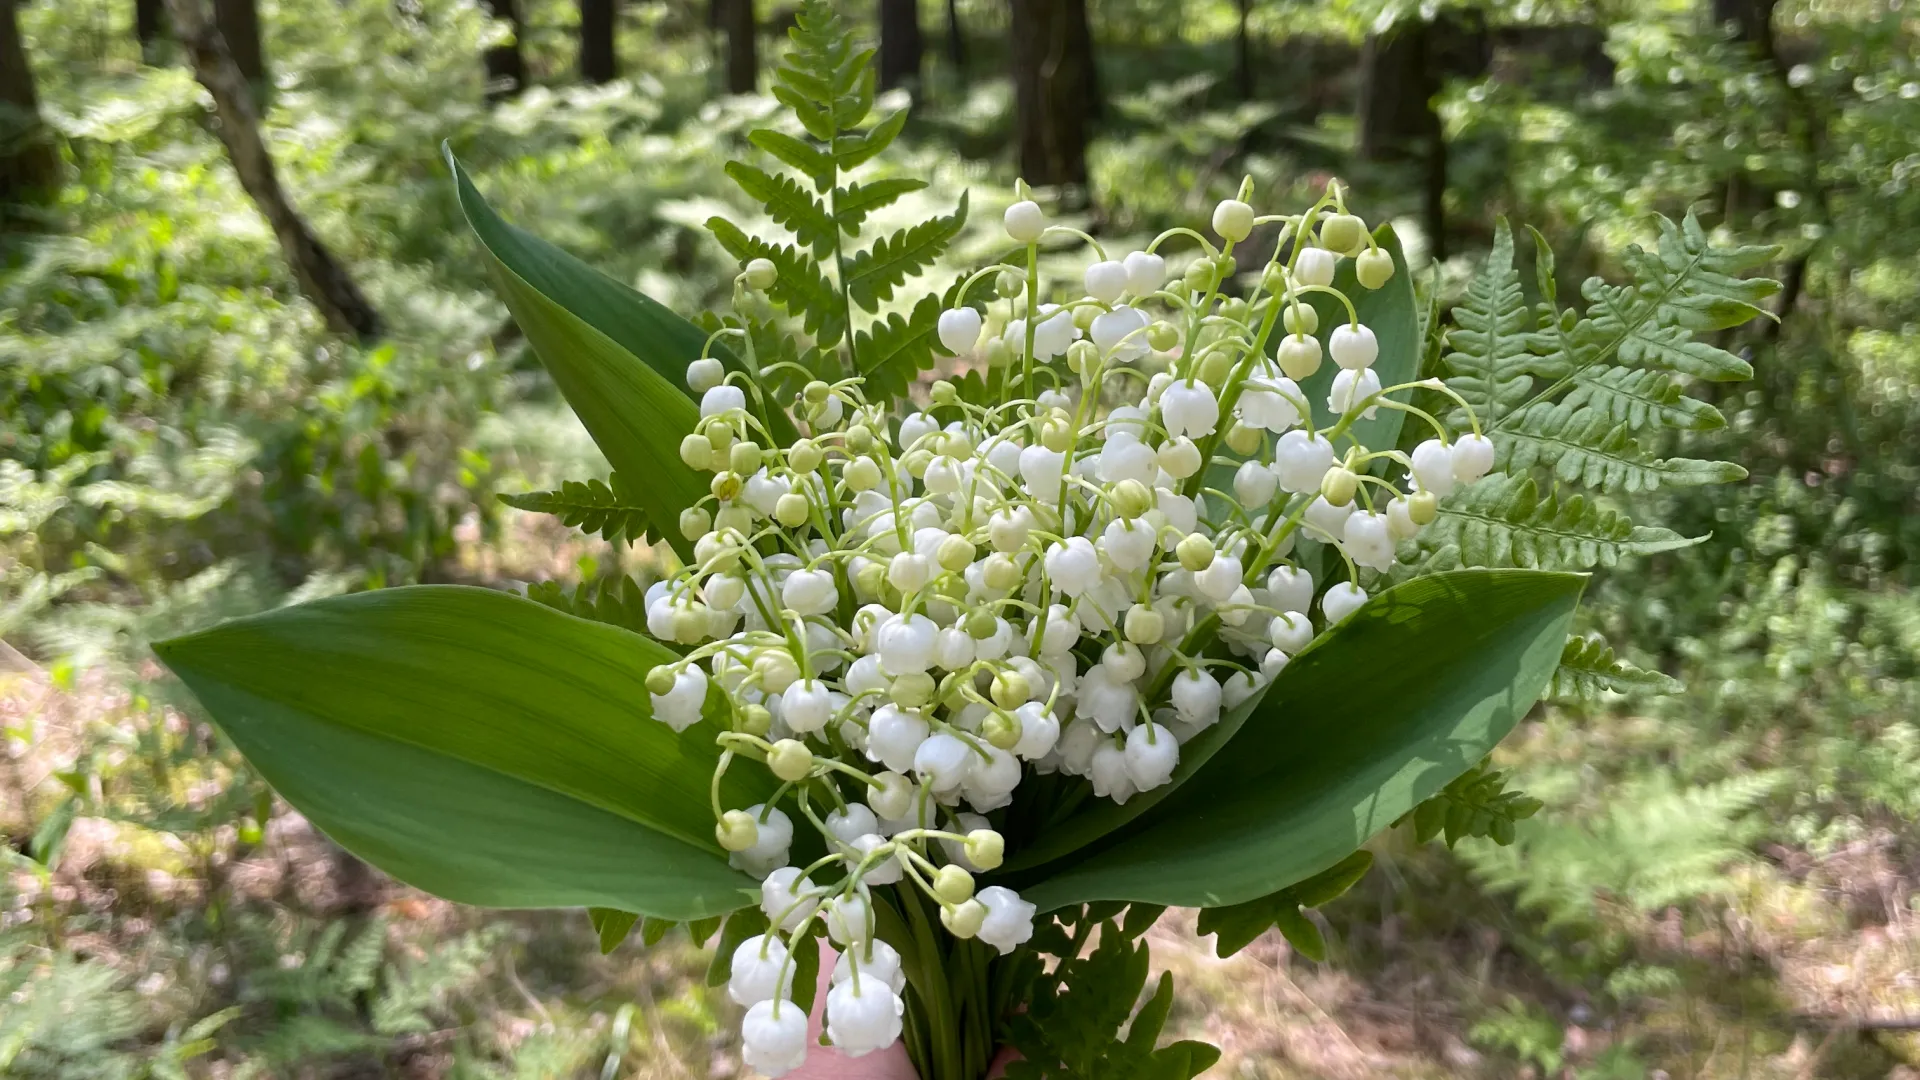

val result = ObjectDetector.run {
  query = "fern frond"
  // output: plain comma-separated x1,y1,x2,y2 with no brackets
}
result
832,109,908,172
499,474,650,546
856,292,946,403
1443,220,1545,430
1405,760,1541,847
1551,634,1683,699
724,163,835,256
1410,474,1701,571
844,192,969,312
1500,401,1747,494
1561,367,1725,432
522,574,653,637
706,219,847,346
836,178,926,236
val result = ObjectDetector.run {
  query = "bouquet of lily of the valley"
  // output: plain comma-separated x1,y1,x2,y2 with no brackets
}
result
155,6,1778,1078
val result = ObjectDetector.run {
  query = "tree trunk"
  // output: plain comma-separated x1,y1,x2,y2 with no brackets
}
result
1713,0,1776,50
0,0,60,204
1007,0,1095,193
945,0,964,74
211,0,264,83
1235,0,1253,99
580,0,616,83
878,0,922,91
136,0,167,58
718,0,755,94
1357,17,1447,257
482,0,526,100
163,0,383,342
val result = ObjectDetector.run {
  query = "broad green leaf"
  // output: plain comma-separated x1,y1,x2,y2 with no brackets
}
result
1014,569,1584,911
154,586,770,920
1295,223,1419,453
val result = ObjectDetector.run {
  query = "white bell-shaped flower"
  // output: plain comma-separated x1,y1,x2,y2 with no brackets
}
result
1293,247,1337,287
1084,259,1128,302
1045,536,1101,596
1328,323,1379,370
780,679,831,734
826,890,873,945
1323,581,1369,624
914,731,975,794
728,934,792,1006
848,832,904,884
1124,722,1179,790
1018,444,1066,503
1124,250,1167,295
1265,565,1314,614
1011,702,1061,760
1194,554,1243,604
1077,664,1140,733
700,384,746,418
876,613,938,675
1328,366,1382,419
1097,434,1156,485
1159,380,1219,438
825,969,906,1058
1273,430,1335,494
933,626,976,671
650,665,707,732
938,307,983,354
1238,375,1303,433
1089,742,1137,803
1386,495,1420,541
825,803,878,847
1303,495,1355,543
1090,305,1150,361
1343,511,1396,571
781,568,837,615
730,804,794,878
1004,199,1045,243
975,886,1038,954
832,939,907,994
741,999,809,1077
1269,610,1314,653
1410,438,1457,496
867,705,931,773
1451,432,1496,483
1232,460,1278,511
1221,669,1263,710
759,866,819,932
1099,517,1155,571
1171,668,1222,727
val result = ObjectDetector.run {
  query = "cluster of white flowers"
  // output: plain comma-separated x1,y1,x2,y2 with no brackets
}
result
649,180,1490,1075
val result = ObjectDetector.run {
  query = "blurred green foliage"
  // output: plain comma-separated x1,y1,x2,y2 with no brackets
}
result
4,0,1920,1075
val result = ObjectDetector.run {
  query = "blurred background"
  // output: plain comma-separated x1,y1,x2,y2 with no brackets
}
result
2,0,1918,1076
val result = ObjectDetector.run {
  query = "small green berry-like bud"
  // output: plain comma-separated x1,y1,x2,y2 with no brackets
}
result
1261,262,1289,293
742,257,778,289
1176,532,1216,572
934,864,976,905
1408,489,1439,525
844,456,882,491
729,440,763,475
982,552,1020,591
1321,466,1359,507
679,506,712,540
715,506,754,536
936,534,976,573
967,609,999,639
845,424,875,454
901,447,934,478
990,669,1030,709
1212,198,1255,242
768,739,814,782
1196,348,1233,388
855,561,887,597
1225,421,1263,455
1219,297,1251,323
1355,248,1395,289
891,671,936,708
1283,303,1319,337
1146,321,1179,351
788,438,823,473
1040,417,1074,453
773,492,810,528
1066,338,1097,375
983,710,1021,750
679,433,713,470
1320,213,1366,255
1111,478,1152,519
963,828,1005,870
645,666,677,696
739,703,772,736
1182,258,1216,293
996,268,1026,298
930,379,958,405
1124,603,1164,644
803,379,831,404
710,471,743,502
985,338,1013,369
716,809,758,852
941,898,988,937
702,418,734,453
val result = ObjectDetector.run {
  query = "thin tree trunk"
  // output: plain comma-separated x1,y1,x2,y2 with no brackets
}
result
1357,17,1447,256
1007,0,1095,193
164,0,383,341
878,0,922,92
945,0,964,74
718,0,755,94
1235,0,1253,99
580,0,617,83
136,0,167,59
482,0,526,100
0,0,60,204
211,0,264,84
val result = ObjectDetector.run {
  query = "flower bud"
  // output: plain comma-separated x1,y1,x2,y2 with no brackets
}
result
1282,303,1319,337
1176,532,1216,572
936,534,975,573
890,671,935,708
868,771,914,820
717,809,759,852
1276,333,1322,380
679,506,711,541
679,433,713,470
1110,478,1151,519
1004,200,1046,244
1294,247,1337,288
1182,258,1216,294
941,898,988,938
788,438,824,473
1145,321,1179,352
1408,489,1439,525
1065,338,1098,375
1195,349,1233,388
982,552,1021,590
1212,198,1255,242
845,424,875,453
1355,248,1395,289
1158,436,1202,479
1224,422,1263,455
772,493,809,528
1320,213,1366,255
716,506,753,536
854,561,886,598
1124,602,1164,644
730,441,763,475
687,356,726,394
934,865,976,905
963,829,1005,870
1321,466,1359,507
1040,416,1074,453
703,416,734,452
768,739,814,781
985,338,1013,368
901,447,933,479
711,471,743,502
982,710,1021,750
844,456,881,491
646,666,677,696
742,258,778,289
739,703,772,736
990,669,1030,709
